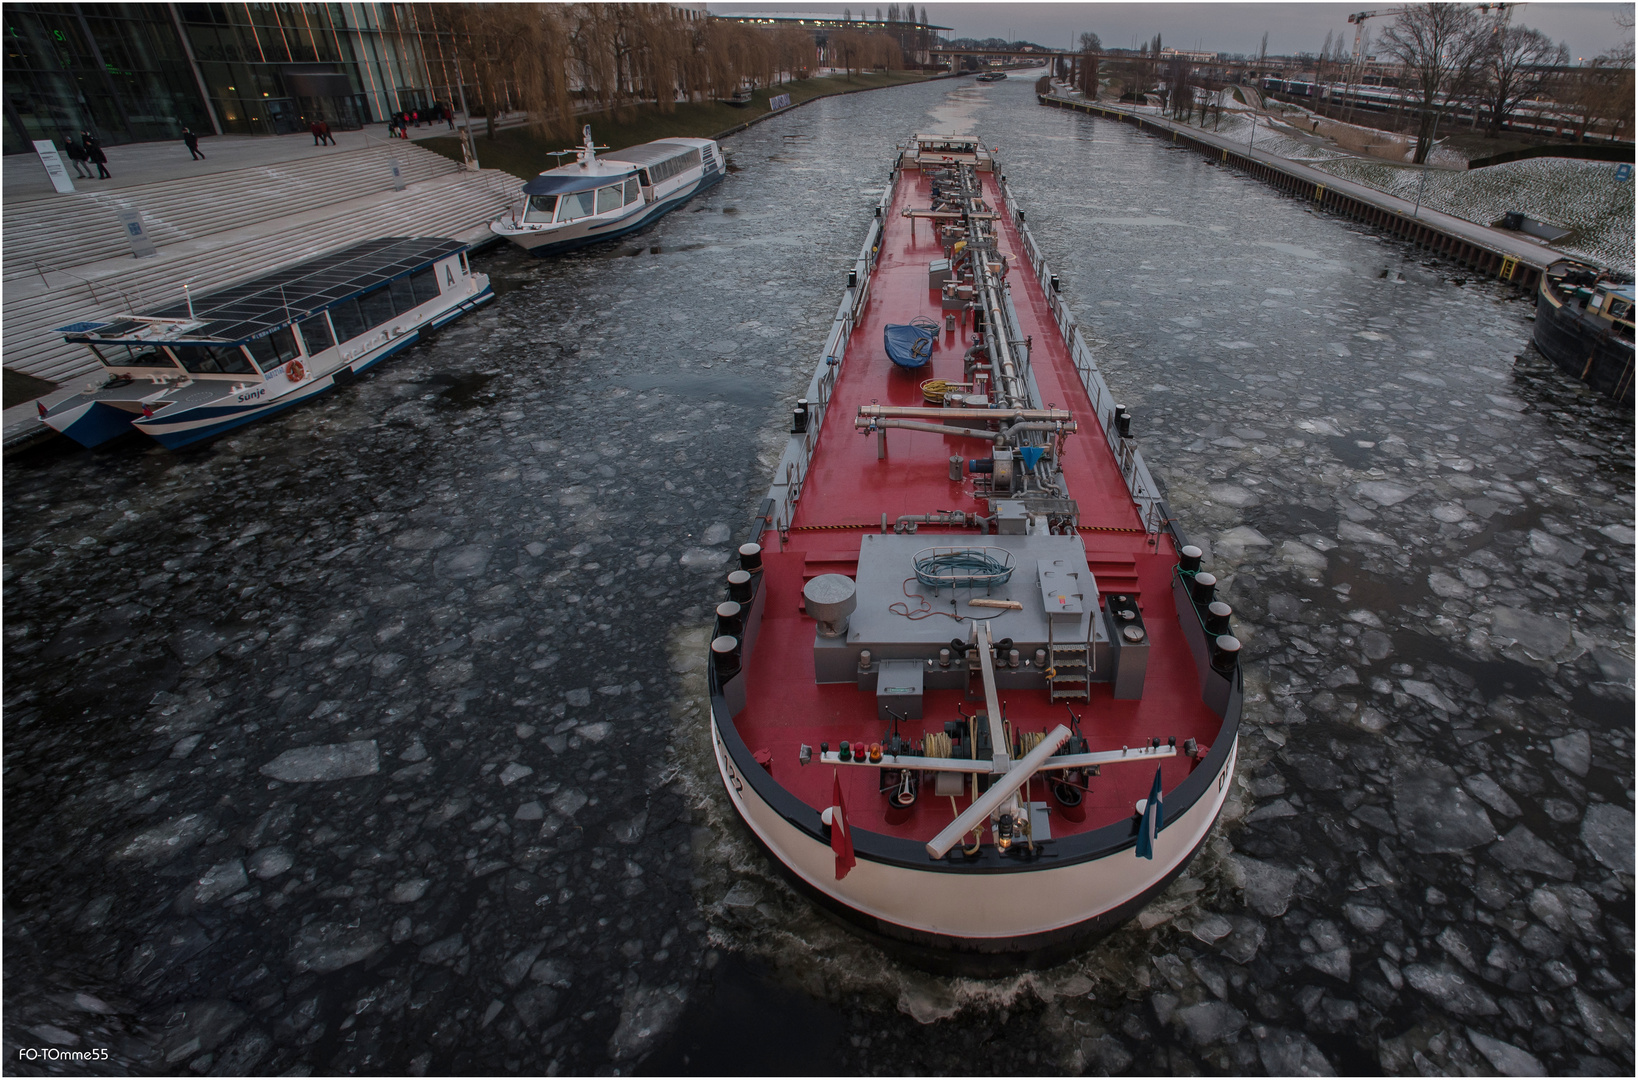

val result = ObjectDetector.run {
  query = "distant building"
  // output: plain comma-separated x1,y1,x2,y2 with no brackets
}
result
5,2,488,153
1159,47,1218,63
714,11,949,67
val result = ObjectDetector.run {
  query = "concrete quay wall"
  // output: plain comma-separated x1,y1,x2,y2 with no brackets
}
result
1039,93,1569,291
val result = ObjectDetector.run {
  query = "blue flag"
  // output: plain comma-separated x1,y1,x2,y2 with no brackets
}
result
1135,766,1164,860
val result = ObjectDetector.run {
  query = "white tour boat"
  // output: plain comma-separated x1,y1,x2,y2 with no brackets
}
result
42,237,492,450
490,126,724,257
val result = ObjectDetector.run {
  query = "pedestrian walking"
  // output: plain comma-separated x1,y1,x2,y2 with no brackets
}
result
444,105,454,130
182,127,205,160
310,118,326,146
63,134,93,178
83,132,110,178
317,119,336,146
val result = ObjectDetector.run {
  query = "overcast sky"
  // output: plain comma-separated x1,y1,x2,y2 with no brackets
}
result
706,2,1634,64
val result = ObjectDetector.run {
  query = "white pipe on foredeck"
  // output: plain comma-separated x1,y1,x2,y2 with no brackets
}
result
926,723,1073,859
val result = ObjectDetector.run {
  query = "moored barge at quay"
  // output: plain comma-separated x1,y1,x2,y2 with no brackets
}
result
1533,258,1635,404
706,133,1243,971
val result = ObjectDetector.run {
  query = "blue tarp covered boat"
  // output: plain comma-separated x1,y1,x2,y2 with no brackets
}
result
884,317,939,369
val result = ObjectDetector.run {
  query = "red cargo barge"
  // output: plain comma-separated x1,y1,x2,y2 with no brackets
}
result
707,134,1243,971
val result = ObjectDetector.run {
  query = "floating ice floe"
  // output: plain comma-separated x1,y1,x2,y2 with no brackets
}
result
260,741,379,783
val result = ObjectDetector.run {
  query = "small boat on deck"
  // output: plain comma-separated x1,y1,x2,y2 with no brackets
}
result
1534,258,1635,404
705,133,1242,972
42,237,492,450
490,125,724,257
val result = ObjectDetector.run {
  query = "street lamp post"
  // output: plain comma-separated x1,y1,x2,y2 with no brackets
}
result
455,53,479,172
1412,106,1443,218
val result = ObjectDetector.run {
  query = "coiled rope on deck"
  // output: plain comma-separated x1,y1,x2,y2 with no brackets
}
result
912,547,1014,590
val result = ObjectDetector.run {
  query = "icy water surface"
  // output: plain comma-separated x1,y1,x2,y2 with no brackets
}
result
5,76,1633,1075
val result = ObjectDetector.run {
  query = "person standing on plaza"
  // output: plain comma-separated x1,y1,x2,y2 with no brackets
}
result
319,119,336,145
83,132,110,178
63,133,92,178
182,127,205,160
310,118,325,146
444,104,454,130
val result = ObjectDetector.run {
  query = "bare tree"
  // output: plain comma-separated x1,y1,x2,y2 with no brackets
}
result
1478,25,1566,137
1167,57,1191,120
1376,3,1486,163
1078,34,1100,97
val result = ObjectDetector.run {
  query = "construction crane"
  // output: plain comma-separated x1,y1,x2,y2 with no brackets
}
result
1342,8,1410,122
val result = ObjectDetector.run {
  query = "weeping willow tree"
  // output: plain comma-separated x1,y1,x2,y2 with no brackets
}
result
828,28,901,77
431,3,572,142
430,5,835,137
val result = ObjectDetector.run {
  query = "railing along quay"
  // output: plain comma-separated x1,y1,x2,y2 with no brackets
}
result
1039,92,1551,291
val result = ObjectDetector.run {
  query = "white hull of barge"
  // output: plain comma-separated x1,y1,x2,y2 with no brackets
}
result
709,699,1237,956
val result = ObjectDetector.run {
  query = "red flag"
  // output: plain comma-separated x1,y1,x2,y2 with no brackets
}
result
830,769,855,880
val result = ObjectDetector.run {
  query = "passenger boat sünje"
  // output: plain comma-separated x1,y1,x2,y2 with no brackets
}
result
705,133,1243,972
490,125,724,257
42,237,492,450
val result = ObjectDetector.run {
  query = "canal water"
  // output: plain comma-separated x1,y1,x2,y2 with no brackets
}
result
4,76,1631,1075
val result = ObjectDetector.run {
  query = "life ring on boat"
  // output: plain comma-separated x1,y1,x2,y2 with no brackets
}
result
285,359,305,382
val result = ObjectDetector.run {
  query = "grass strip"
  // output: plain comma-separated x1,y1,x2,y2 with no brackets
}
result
422,71,938,179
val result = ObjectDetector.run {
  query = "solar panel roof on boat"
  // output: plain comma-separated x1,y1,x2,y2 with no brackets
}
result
602,141,698,167
60,237,464,345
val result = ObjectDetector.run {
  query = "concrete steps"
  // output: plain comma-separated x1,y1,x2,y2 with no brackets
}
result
3,145,521,388
3,142,462,282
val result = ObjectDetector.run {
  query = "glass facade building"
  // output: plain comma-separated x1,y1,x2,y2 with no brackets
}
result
4,2,454,153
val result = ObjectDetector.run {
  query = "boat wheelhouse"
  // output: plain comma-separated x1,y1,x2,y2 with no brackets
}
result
491,126,724,257
900,133,995,173
43,237,492,450
706,136,1241,971
1534,258,1635,404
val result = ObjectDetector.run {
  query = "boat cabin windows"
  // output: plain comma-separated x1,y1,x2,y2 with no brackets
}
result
523,194,558,223
297,313,335,355
411,267,441,303
625,177,641,205
89,342,176,369
329,296,368,342
245,328,300,373
647,148,701,186
327,272,442,343
558,190,596,222
390,276,417,314
637,169,652,187
357,285,397,329
595,183,624,215
174,343,258,375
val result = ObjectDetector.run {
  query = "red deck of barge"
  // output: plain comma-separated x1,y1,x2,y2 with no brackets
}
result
737,161,1223,843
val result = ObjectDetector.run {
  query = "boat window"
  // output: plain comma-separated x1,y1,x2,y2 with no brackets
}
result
330,298,366,342
88,343,175,368
175,344,256,375
624,177,641,205
411,267,440,304
245,328,299,372
390,276,418,314
523,194,558,223
358,285,396,329
297,313,335,355
648,148,701,185
596,183,624,214
558,190,595,221
637,169,651,187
